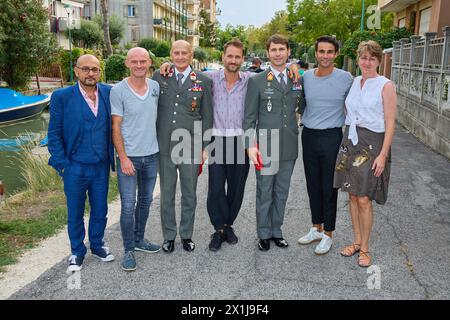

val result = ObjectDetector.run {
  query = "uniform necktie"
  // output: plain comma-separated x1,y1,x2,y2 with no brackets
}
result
177,73,184,88
278,73,287,91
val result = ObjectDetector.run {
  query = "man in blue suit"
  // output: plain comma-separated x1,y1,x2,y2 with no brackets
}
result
48,54,115,273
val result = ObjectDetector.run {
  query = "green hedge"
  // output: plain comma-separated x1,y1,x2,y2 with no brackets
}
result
59,48,105,83
105,54,128,82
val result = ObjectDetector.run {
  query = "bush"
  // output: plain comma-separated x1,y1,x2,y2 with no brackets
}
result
105,54,128,82
154,41,171,57
194,47,209,62
341,27,413,60
137,38,159,52
204,47,222,61
152,56,169,69
137,38,171,57
59,48,105,83
68,19,104,49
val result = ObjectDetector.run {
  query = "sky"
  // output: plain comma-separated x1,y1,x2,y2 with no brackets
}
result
216,0,287,27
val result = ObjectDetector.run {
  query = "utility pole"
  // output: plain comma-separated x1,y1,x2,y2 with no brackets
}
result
360,0,365,32
64,4,73,83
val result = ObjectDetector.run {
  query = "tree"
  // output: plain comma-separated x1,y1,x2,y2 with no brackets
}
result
69,19,104,49
154,41,171,57
138,38,159,52
216,24,248,52
287,0,394,46
100,0,112,57
341,27,412,60
246,10,290,53
199,9,217,47
0,0,58,90
94,14,125,46
137,38,170,57
194,47,208,62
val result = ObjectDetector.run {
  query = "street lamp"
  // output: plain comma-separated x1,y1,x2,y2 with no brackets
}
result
64,4,73,83
360,0,365,32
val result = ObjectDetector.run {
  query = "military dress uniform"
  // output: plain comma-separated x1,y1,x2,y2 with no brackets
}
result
153,67,213,251
243,68,305,249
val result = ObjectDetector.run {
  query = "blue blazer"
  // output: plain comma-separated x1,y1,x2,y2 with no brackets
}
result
48,83,115,174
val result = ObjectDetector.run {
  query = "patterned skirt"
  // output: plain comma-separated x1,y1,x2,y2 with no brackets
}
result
333,126,391,205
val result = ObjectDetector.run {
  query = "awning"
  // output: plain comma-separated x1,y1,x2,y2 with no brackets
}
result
61,0,85,9
380,0,420,12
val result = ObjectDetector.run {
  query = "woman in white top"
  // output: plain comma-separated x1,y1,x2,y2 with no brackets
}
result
333,41,397,267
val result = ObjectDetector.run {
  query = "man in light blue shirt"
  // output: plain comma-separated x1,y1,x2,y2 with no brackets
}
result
111,47,161,272
298,36,353,255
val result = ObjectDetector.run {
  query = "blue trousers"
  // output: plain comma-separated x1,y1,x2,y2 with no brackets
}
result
63,161,110,257
117,155,158,252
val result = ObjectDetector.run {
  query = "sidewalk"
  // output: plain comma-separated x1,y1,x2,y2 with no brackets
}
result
4,125,450,300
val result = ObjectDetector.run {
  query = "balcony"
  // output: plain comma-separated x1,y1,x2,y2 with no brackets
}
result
57,17,81,31
187,14,198,21
379,0,420,12
153,18,163,25
187,29,199,36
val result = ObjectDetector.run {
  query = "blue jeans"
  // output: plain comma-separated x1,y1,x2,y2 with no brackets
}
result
117,154,158,252
63,161,110,257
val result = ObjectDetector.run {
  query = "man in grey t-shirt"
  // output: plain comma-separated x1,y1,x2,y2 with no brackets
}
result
297,36,353,255
111,47,161,272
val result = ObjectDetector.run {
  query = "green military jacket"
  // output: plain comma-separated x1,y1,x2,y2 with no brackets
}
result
153,68,213,160
243,68,305,161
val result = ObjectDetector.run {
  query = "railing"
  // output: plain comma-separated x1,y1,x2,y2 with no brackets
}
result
392,26,450,110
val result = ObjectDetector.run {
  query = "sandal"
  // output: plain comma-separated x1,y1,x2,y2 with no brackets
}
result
340,243,361,257
358,251,372,268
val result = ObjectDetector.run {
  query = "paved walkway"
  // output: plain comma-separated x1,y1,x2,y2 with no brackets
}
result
5,125,450,300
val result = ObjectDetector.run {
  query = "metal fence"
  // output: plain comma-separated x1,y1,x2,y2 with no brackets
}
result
392,26,450,109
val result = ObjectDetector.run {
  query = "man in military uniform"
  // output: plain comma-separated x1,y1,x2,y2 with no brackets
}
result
153,40,213,253
243,35,305,251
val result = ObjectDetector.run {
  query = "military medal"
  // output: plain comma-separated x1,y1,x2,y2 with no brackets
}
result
267,71,274,87
191,98,198,112
267,97,272,112
190,71,197,81
168,67,174,78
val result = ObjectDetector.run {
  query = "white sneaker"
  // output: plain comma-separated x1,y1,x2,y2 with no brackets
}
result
314,234,333,255
297,227,323,245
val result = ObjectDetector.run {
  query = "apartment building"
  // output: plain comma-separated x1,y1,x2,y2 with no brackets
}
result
45,0,88,49
152,0,188,42
379,0,450,36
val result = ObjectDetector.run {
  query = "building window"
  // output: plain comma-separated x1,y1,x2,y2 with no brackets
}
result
131,27,140,42
419,7,431,35
128,5,136,17
398,18,406,28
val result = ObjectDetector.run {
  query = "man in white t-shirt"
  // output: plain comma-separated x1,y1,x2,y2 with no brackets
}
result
111,47,161,272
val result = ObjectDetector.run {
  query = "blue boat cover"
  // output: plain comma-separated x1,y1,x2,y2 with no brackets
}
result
0,88,49,110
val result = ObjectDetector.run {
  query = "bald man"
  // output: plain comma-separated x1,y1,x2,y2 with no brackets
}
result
153,40,213,253
48,54,115,273
111,47,161,271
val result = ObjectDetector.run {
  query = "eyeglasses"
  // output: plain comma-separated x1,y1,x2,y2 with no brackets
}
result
76,66,101,74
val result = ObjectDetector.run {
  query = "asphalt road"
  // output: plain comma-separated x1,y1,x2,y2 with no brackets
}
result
8,125,450,300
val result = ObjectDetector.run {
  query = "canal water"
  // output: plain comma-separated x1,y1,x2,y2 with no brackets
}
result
0,111,49,195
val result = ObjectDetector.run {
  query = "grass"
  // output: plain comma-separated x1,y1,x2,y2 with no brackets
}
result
0,138,119,272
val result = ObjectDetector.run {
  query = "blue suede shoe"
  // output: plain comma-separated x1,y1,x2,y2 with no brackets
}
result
135,239,161,253
121,251,136,272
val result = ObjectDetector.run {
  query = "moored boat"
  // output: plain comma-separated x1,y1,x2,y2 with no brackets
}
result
0,88,50,125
